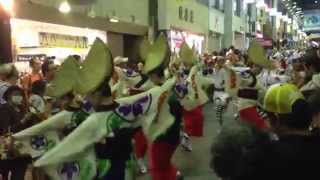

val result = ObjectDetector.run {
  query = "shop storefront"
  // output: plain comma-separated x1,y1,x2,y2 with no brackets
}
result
158,0,208,54
1,0,148,67
10,18,107,72
168,28,205,54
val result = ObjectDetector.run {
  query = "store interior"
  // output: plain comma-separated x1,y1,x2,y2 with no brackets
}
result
10,18,107,73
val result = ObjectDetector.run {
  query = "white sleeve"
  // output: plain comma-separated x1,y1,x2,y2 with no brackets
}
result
29,95,46,114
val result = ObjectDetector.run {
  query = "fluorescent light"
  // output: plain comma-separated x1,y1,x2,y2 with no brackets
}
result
59,1,71,14
244,0,255,3
256,1,267,8
276,12,282,17
270,8,278,16
109,17,119,23
265,7,271,13
282,15,289,22
0,0,14,16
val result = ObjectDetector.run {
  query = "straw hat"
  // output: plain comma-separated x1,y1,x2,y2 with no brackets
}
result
143,34,169,74
248,40,274,69
46,38,113,97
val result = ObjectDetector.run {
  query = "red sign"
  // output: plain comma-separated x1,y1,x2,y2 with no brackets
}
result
256,38,273,47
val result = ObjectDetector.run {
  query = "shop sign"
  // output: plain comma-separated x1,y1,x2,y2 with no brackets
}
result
178,6,194,23
39,32,88,49
17,54,46,62
169,29,204,54
256,38,273,47
304,10,320,31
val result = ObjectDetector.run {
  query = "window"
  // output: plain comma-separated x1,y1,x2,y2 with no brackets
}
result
184,8,189,21
197,0,209,6
214,0,219,9
247,3,252,17
211,0,224,11
234,0,241,16
244,2,247,15
190,10,194,23
179,6,183,20
219,0,224,11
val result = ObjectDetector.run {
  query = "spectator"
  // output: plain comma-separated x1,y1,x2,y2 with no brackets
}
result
300,48,320,97
211,83,320,180
0,86,31,134
72,55,82,63
41,59,57,82
291,58,305,88
0,64,19,104
307,90,320,132
29,80,49,121
211,121,269,179
22,58,43,97
211,51,218,56
0,86,32,180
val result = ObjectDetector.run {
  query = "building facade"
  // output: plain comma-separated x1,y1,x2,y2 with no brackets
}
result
0,0,306,64
158,0,209,54
3,0,149,67
208,0,225,52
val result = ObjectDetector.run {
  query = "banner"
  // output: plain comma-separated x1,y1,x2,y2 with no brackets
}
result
39,32,88,49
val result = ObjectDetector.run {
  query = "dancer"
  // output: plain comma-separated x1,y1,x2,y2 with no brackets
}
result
33,34,178,180
13,38,113,180
213,56,229,126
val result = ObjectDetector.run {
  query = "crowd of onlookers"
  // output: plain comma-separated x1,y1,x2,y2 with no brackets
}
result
0,57,62,179
210,46,320,179
2,44,320,179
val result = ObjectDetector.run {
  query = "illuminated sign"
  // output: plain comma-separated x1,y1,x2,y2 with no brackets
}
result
169,29,204,54
304,10,320,31
39,32,88,49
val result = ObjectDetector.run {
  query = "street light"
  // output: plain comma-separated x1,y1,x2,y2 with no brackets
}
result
256,1,267,8
0,0,14,16
270,8,278,16
109,17,119,23
59,1,71,14
109,10,119,23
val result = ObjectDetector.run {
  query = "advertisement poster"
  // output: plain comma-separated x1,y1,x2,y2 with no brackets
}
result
304,10,320,31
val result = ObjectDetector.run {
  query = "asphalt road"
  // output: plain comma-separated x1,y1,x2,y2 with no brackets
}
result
137,103,236,180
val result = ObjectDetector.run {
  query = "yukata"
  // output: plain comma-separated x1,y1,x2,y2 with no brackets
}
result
181,66,212,137
94,104,136,180
34,79,177,180
179,68,203,137
149,92,182,180
130,77,150,170
231,68,268,130
212,67,229,126
13,107,93,180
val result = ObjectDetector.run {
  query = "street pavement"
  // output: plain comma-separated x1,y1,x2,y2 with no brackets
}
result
137,103,236,180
